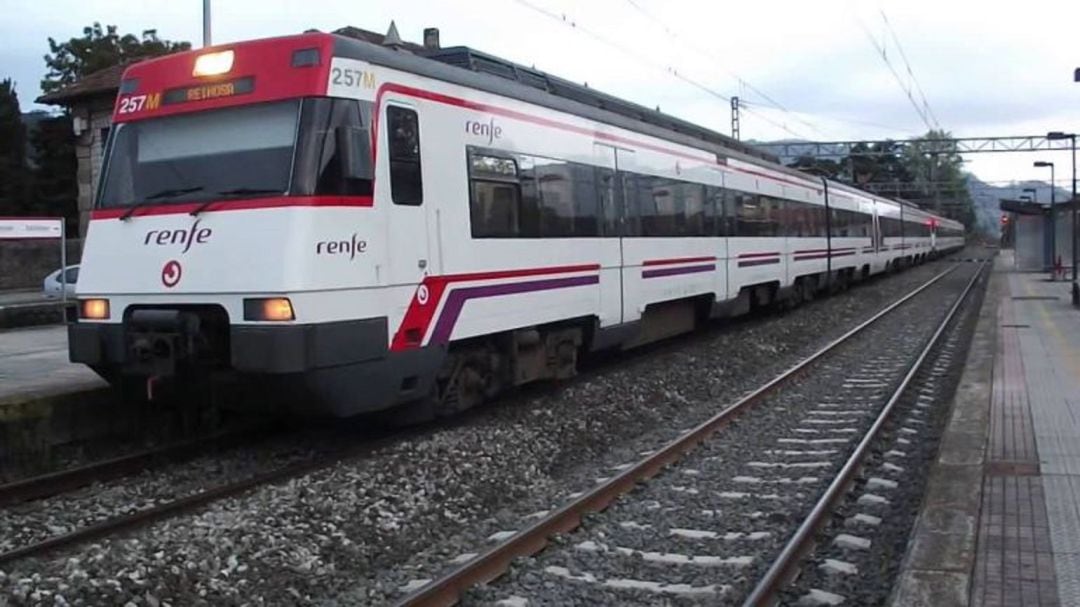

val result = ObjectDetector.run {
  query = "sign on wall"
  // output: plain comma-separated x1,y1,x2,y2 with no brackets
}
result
0,218,63,240
0,216,70,303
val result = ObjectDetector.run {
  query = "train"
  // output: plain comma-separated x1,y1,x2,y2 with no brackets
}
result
68,28,965,418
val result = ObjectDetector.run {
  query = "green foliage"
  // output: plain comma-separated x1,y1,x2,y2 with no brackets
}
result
788,156,843,180
904,130,975,228
28,115,78,229
0,79,29,216
0,81,76,226
807,129,975,229
42,22,190,94
848,140,912,186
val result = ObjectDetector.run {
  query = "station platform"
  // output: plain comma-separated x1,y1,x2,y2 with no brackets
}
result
0,324,105,406
893,253,1080,606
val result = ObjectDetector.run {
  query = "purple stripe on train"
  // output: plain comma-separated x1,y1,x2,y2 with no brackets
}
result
737,258,780,267
429,274,599,345
642,264,716,279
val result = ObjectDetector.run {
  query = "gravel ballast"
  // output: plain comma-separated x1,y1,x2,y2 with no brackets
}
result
463,262,983,606
0,257,977,605
780,261,986,607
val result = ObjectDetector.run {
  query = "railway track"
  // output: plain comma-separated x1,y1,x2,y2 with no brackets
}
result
0,423,282,507
391,260,987,606
0,422,407,566
0,258,983,584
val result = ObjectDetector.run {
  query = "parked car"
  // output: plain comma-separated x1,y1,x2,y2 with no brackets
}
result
43,264,79,299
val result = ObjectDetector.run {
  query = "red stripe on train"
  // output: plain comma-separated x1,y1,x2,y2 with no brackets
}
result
390,263,602,352
90,195,374,220
642,256,718,267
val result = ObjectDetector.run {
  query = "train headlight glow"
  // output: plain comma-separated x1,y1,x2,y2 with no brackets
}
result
244,297,295,322
193,50,234,77
79,299,110,320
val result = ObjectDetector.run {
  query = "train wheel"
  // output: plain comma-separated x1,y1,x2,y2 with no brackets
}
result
436,347,502,416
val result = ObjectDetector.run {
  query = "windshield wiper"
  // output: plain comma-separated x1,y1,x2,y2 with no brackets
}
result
217,188,283,197
119,187,205,221
190,188,283,216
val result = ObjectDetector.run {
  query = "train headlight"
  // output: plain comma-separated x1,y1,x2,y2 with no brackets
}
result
243,297,295,322
79,299,110,320
193,50,234,77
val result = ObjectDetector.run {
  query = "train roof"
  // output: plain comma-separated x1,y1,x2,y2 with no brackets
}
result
420,46,776,161
328,34,796,168
330,32,941,220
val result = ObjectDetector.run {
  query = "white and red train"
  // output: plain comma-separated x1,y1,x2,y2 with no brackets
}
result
68,30,965,417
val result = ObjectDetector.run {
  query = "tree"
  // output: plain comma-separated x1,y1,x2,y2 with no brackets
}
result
28,115,78,229
904,130,975,226
42,22,190,94
847,140,912,187
0,79,28,216
788,155,843,180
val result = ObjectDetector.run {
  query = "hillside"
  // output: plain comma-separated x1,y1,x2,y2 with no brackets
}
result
967,175,1071,237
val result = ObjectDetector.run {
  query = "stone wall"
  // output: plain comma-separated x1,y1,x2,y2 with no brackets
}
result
72,97,115,238
0,239,83,290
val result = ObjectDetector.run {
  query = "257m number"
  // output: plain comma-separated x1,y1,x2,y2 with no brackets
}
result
331,67,376,89
117,94,160,114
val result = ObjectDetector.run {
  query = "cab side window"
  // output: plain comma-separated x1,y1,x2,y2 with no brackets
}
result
387,106,423,205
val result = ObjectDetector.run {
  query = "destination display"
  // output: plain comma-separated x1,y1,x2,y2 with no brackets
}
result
162,76,255,106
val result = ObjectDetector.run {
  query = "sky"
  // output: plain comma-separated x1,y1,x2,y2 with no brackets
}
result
2,0,1079,189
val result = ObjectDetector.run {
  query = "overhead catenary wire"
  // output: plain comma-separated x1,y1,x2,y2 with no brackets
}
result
622,0,829,139
738,99,922,138
509,0,813,140
878,8,941,131
854,10,939,133
622,0,929,140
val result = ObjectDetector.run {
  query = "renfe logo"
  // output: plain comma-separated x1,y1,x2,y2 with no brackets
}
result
317,233,368,260
144,219,212,254
161,260,182,288
465,117,502,144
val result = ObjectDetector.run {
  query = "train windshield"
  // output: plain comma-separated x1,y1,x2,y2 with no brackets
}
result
98,100,299,208
98,98,373,208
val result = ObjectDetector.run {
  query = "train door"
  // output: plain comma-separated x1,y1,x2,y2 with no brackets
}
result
380,101,433,290
872,203,882,253
593,143,625,326
614,147,639,324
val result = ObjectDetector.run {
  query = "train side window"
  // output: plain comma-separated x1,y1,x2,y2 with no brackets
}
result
830,208,851,237
683,183,707,236
535,157,600,237
469,150,522,238
734,192,758,236
637,174,665,236
620,173,642,237
387,106,423,205
784,199,804,237
705,186,727,236
471,181,520,237
314,99,372,196
596,167,617,237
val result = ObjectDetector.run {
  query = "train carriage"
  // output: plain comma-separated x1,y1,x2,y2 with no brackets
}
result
68,30,965,417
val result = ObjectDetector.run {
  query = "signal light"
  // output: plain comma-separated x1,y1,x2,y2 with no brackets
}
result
193,50,234,77
243,297,295,321
79,299,110,320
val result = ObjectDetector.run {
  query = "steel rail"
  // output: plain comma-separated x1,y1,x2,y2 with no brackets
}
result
394,263,961,607
0,424,278,507
742,260,986,606
0,428,408,566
